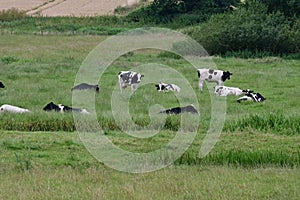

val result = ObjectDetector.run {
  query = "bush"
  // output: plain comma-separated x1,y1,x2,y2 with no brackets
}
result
0,8,27,22
184,1,300,55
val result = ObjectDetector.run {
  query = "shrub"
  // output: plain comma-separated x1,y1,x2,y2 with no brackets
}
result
0,8,27,22
184,1,300,55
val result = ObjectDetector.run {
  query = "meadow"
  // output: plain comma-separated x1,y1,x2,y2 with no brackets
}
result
0,35,299,199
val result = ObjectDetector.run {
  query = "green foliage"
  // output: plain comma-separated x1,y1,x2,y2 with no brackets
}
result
260,0,300,17
0,55,20,64
0,8,27,22
184,1,300,55
126,0,239,25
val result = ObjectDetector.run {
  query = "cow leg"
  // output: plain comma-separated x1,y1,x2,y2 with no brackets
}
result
198,80,204,91
218,81,224,86
131,84,138,90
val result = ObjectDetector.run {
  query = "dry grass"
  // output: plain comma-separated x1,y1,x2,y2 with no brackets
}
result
0,165,299,199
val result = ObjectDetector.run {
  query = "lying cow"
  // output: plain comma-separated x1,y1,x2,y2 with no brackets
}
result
0,104,30,113
43,102,90,114
197,69,232,90
155,82,180,92
0,81,5,88
159,104,198,114
118,71,144,91
71,83,99,92
237,90,266,103
214,85,246,96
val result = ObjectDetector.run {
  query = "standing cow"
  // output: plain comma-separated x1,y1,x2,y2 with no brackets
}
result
118,71,144,91
197,69,232,90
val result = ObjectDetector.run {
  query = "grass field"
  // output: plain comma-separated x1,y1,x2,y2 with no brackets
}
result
0,35,299,199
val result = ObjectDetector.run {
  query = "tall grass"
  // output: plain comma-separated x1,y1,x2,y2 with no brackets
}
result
224,113,300,135
176,149,300,167
0,8,27,22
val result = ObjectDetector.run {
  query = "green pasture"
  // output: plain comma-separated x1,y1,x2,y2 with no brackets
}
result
0,35,299,199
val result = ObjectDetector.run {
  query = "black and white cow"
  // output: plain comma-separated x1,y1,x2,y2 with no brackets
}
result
159,104,198,115
197,69,232,90
71,83,99,92
0,81,5,88
155,82,180,92
237,90,266,103
118,71,144,91
214,85,246,96
0,104,30,113
43,102,90,114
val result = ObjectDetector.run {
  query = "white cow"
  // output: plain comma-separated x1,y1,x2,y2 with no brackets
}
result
0,104,31,113
197,69,232,90
155,82,180,92
214,86,245,96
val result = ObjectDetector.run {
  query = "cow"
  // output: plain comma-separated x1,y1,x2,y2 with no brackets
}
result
71,83,99,92
159,104,198,115
118,71,144,91
43,102,90,114
0,104,30,113
214,85,246,96
197,69,232,90
155,82,180,92
0,81,5,88
237,90,266,103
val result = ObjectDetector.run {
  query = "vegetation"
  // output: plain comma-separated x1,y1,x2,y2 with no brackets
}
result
0,35,299,166
0,0,299,198
0,8,27,22
183,1,300,55
1,1,299,56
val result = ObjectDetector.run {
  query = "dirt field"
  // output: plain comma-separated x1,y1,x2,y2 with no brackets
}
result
1,0,141,16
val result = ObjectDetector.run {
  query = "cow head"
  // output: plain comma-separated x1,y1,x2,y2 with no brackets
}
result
221,71,232,82
214,86,223,93
137,74,144,82
155,84,160,90
255,93,266,102
95,85,100,92
242,89,254,95
43,102,60,111
0,82,5,88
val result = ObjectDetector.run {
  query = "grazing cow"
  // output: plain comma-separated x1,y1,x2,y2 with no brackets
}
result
43,102,90,114
71,83,99,92
237,90,266,103
0,81,5,88
118,71,144,91
155,82,180,92
214,85,246,96
197,69,232,90
159,104,198,115
0,104,30,113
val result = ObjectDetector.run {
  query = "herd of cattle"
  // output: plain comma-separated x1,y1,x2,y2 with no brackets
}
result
0,69,265,115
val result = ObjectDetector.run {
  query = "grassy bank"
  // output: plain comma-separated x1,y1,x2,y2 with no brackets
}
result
0,130,299,199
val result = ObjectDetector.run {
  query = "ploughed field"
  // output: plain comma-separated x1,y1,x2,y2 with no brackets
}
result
0,35,299,199
1,0,130,16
